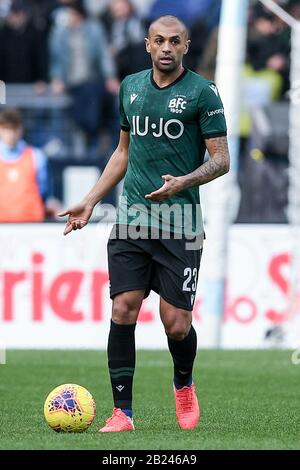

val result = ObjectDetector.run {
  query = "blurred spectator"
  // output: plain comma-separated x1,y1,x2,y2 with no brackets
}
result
146,0,221,28
29,0,56,33
247,5,291,94
0,0,12,23
101,0,149,80
50,0,85,29
188,0,221,31
236,140,289,224
128,0,154,17
0,0,48,89
146,0,192,26
184,0,221,71
49,2,119,158
239,6,290,139
236,1,293,224
196,26,218,79
287,0,300,19
184,19,209,72
83,0,109,18
198,2,292,138
0,108,57,222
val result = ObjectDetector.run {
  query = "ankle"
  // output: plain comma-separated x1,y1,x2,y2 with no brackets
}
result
121,408,133,418
174,378,193,390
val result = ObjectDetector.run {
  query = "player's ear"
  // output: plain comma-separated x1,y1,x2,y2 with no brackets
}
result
145,37,151,53
184,39,191,55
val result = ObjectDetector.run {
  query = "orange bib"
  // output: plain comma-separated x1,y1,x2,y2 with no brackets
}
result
0,147,44,222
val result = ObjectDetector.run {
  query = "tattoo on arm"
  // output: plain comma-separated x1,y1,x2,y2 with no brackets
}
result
182,137,230,188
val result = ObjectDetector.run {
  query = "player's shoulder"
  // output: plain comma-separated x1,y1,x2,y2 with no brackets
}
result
121,69,152,89
185,69,217,94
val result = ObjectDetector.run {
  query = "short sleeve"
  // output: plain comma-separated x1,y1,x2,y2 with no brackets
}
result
198,83,227,139
119,79,130,132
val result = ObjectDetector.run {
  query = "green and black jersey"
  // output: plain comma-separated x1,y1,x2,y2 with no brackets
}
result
117,68,227,236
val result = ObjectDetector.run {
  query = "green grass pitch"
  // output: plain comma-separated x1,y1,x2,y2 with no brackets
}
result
0,350,299,450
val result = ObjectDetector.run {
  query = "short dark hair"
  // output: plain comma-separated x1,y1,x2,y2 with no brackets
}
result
0,108,23,128
148,15,189,39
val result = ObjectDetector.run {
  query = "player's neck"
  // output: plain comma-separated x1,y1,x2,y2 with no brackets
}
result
152,65,185,89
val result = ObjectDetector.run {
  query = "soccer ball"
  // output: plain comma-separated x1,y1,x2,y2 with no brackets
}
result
44,384,96,432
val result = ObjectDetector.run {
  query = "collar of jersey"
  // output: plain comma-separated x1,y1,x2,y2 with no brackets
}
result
150,67,188,90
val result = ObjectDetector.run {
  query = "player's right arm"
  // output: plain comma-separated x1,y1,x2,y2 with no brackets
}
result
58,130,129,235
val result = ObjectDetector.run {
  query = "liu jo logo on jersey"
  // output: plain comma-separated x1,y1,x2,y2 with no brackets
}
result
131,116,184,140
168,97,187,114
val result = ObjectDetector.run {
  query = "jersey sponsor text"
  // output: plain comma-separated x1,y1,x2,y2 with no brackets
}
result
130,115,184,139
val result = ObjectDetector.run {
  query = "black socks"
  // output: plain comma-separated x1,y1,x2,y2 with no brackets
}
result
167,325,197,389
107,321,196,412
107,320,136,411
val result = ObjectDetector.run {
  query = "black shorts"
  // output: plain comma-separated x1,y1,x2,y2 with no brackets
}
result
107,226,203,311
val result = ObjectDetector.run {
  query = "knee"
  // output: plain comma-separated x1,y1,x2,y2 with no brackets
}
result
112,297,139,324
166,324,190,341
163,308,192,341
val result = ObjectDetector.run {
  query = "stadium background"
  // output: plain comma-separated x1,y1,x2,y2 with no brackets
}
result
1,0,299,351
1,0,300,452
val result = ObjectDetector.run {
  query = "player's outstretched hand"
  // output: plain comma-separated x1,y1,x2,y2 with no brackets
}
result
58,203,94,236
145,175,184,202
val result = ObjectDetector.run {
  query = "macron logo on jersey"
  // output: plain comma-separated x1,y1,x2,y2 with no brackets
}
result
130,93,138,104
209,84,219,96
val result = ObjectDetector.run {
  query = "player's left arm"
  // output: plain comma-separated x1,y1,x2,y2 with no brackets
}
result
181,135,230,187
145,136,230,202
